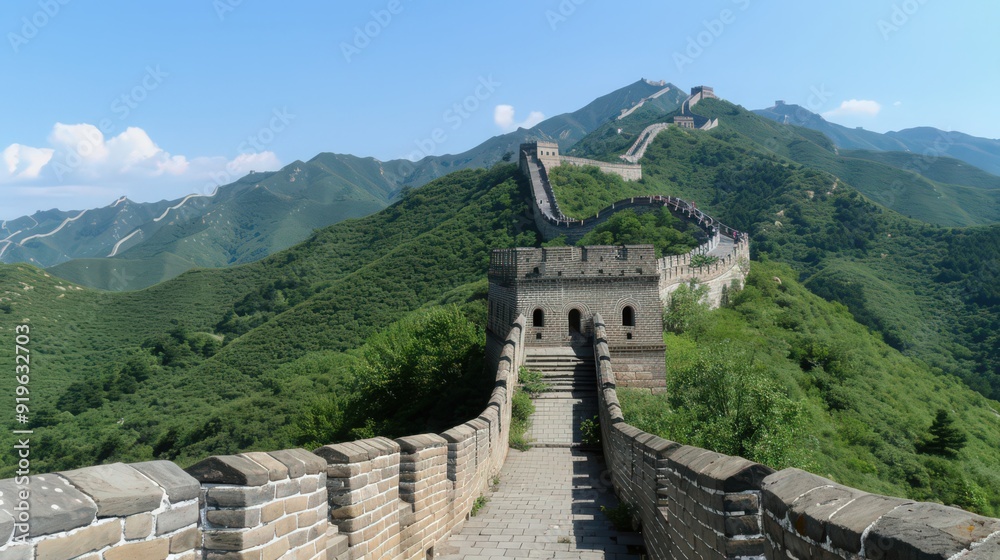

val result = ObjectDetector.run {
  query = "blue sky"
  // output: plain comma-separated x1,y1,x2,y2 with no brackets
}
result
1,0,997,219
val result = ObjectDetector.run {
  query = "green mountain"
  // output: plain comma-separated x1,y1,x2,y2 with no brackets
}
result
1,81,998,515
6,79,682,292
755,102,1000,176
577,97,1000,227
564,96,1000,401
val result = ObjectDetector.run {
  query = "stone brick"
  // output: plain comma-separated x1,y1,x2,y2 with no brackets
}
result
59,463,163,518
275,515,297,538
156,501,198,535
261,536,290,560
240,452,290,482
724,492,759,513
34,519,121,560
260,501,285,523
790,484,865,544
724,514,760,537
203,525,274,551
0,541,32,560
865,502,1000,560
123,512,153,539
284,449,327,475
186,456,270,486
0,474,97,537
170,525,200,553
760,468,834,521
131,460,200,503
827,493,911,554
102,538,170,560
205,485,274,508
207,507,261,529
0,508,15,543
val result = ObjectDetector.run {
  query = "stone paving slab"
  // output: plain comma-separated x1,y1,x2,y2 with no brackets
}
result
436,447,643,559
526,399,597,447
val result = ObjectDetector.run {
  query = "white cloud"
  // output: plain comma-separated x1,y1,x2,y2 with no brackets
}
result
0,123,282,217
1,144,54,180
493,104,545,132
893,101,903,107
822,99,882,119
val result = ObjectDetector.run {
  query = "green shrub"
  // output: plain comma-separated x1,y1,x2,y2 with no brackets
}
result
518,367,548,396
509,389,535,451
580,415,601,446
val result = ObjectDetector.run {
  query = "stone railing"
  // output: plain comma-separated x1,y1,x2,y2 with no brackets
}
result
620,123,672,163
0,316,527,560
657,236,749,289
592,314,1000,560
556,155,643,181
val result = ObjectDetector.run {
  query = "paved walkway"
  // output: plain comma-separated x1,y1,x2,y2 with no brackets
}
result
526,397,597,447
435,448,643,559
437,351,643,559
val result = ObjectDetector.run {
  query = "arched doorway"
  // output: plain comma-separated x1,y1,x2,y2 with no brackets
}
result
568,309,582,333
622,306,635,327
532,308,545,327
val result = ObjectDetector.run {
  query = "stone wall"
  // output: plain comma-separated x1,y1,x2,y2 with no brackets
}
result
557,156,643,181
658,237,749,308
0,461,200,560
592,314,1000,560
0,317,528,560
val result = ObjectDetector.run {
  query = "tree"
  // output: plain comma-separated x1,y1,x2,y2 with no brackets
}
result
919,409,967,458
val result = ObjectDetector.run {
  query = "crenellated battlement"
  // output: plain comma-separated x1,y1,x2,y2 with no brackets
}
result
489,245,658,284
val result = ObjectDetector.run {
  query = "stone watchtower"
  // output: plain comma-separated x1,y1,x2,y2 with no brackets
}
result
487,245,667,388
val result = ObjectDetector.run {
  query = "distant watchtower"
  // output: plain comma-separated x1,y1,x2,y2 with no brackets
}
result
487,245,667,388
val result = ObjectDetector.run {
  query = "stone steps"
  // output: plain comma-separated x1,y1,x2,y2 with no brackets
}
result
523,352,596,399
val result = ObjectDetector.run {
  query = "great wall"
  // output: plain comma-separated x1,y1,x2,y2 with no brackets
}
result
2,87,998,560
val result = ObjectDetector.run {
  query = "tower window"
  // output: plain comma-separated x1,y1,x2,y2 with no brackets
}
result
532,308,545,327
622,306,635,327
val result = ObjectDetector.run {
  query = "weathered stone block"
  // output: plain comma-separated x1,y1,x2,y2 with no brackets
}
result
156,501,198,535
103,537,170,560
724,492,759,513
725,514,760,537
760,468,833,521
0,474,97,537
186,456,270,486
124,512,153,539
203,524,275,551
170,525,200,553
241,452,290,481
34,519,121,560
205,485,274,508
59,463,162,517
207,507,261,529
131,460,200,503
268,449,308,479
865,502,1000,560
826,493,910,554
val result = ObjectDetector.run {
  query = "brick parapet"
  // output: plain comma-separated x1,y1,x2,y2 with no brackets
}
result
0,317,527,560
592,314,1000,560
